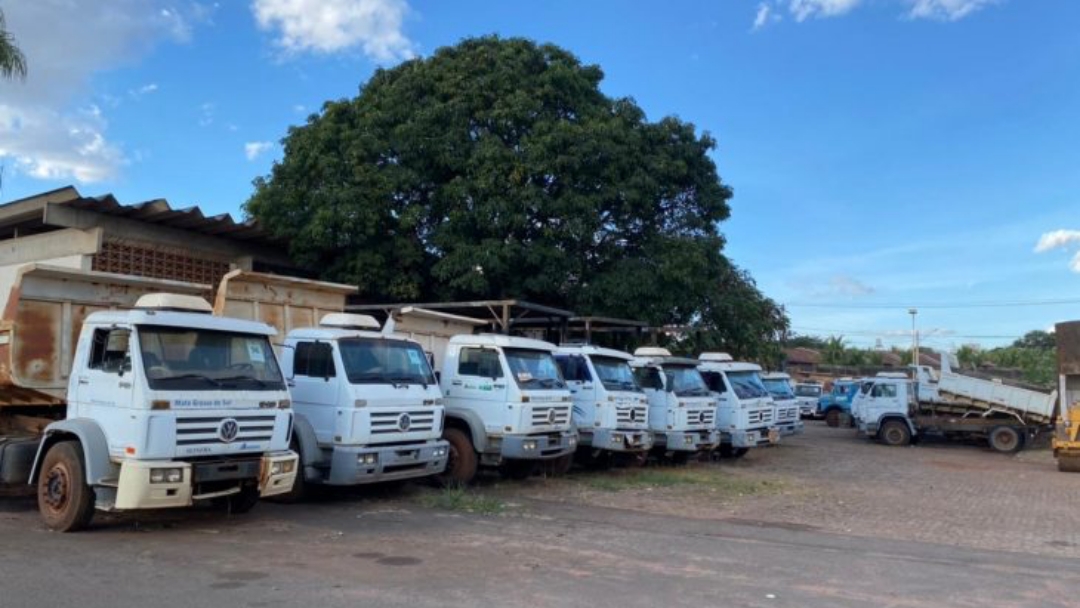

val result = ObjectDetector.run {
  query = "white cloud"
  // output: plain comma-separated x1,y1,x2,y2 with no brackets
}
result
252,0,415,63
0,1,209,184
1035,229,1080,273
198,102,216,127
128,83,159,100
789,0,862,21
244,141,274,161
907,0,997,21
753,3,781,30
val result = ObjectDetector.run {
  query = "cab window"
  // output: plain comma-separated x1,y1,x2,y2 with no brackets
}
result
88,328,131,374
555,355,591,382
294,342,336,378
632,367,663,390
458,347,503,378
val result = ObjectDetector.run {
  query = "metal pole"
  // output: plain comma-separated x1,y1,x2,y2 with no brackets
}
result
908,308,918,367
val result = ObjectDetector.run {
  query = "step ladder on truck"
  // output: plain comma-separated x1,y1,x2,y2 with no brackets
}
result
0,265,298,531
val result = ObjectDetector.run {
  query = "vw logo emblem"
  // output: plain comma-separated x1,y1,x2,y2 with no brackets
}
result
547,409,557,424
698,411,707,424
398,413,412,432
218,418,239,443
629,409,638,423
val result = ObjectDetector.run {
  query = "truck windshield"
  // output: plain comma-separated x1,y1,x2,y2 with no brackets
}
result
664,365,710,397
590,356,640,392
505,348,565,389
138,325,285,391
727,371,769,400
795,384,821,397
762,378,794,399
338,337,436,386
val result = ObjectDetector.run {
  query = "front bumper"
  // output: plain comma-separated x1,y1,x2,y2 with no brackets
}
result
113,451,298,510
581,428,653,453
654,429,719,452
496,430,577,460
722,427,778,448
327,440,449,485
777,420,804,436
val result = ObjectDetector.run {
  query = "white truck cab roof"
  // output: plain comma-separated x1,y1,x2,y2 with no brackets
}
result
557,344,633,361
630,347,699,367
450,333,557,352
87,308,278,336
761,372,792,381
697,355,762,373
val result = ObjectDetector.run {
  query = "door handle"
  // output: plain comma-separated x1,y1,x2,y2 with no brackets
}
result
77,377,89,385
287,380,295,388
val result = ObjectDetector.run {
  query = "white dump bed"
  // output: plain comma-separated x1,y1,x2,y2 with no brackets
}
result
920,358,1057,422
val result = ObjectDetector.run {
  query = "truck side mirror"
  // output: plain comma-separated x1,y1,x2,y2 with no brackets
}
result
119,356,132,377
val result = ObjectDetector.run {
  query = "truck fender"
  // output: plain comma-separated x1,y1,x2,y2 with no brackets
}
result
289,414,323,470
29,419,118,487
878,414,917,438
443,410,488,452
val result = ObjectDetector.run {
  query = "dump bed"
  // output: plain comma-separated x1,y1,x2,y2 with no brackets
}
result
0,264,208,405
922,357,1057,422
212,270,355,343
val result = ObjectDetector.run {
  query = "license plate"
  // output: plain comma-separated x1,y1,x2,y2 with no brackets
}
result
768,428,779,443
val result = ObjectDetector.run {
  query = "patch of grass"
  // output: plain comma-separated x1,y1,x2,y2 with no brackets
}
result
419,486,505,515
580,468,780,496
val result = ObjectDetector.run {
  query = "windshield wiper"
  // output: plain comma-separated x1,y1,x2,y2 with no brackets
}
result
216,375,270,388
154,373,223,387
539,378,565,389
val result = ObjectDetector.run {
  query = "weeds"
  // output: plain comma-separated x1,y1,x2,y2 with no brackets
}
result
419,485,505,515
579,468,780,496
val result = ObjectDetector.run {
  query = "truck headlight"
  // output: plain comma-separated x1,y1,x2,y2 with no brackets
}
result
610,433,623,444
684,435,694,445
150,467,183,484
568,435,577,448
358,453,378,465
270,460,296,476
523,440,538,451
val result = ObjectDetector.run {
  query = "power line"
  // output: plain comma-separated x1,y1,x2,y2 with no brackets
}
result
783,297,1080,309
789,326,1022,340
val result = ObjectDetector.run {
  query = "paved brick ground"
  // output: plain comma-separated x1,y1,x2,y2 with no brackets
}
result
521,421,1080,559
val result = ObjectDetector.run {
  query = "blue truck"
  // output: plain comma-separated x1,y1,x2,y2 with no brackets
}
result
818,378,860,428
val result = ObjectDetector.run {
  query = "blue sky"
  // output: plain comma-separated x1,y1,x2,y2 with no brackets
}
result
2,0,1079,351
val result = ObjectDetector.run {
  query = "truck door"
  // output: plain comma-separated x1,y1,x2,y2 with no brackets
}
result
74,326,136,453
290,341,339,444
450,347,509,432
557,355,595,428
632,366,666,430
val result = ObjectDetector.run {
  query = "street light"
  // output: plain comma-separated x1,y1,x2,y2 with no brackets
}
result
908,308,919,367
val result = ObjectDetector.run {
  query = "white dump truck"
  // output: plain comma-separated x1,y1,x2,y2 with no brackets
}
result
761,371,804,437
852,358,1057,452
0,265,297,531
555,345,652,465
212,271,449,498
697,353,778,457
389,308,577,483
629,347,719,462
794,381,823,418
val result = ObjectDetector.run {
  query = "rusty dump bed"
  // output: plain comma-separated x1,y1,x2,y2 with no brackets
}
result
0,264,208,406
212,270,355,343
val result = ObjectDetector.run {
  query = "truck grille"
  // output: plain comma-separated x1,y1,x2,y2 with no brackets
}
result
616,405,648,426
748,409,774,425
176,413,277,446
370,410,437,434
530,405,571,427
776,407,798,422
684,408,715,429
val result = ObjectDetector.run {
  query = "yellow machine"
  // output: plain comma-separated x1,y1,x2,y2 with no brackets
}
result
1053,321,1080,472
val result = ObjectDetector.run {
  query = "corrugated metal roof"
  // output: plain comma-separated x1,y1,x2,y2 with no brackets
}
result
0,185,281,245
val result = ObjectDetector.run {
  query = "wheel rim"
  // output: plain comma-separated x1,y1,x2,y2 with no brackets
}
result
41,464,71,515
994,430,1016,450
885,427,904,444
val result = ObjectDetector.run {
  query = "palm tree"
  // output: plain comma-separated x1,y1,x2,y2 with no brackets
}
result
0,9,27,81
822,335,846,365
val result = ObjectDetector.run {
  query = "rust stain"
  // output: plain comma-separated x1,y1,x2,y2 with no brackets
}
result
13,302,60,385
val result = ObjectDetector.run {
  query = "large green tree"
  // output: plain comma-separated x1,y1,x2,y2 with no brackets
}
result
0,9,26,81
247,36,787,359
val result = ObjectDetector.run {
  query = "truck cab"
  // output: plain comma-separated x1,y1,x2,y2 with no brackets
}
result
30,292,297,531
630,348,719,460
438,334,577,483
697,353,778,453
555,345,652,462
794,382,823,418
818,378,860,427
761,372,804,437
853,377,917,444
278,313,448,497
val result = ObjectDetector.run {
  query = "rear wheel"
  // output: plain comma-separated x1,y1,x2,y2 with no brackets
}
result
439,427,478,486
825,409,841,428
37,441,95,532
878,420,911,447
988,426,1024,453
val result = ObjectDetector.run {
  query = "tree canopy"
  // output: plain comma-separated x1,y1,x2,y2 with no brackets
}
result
246,36,787,359
0,9,27,81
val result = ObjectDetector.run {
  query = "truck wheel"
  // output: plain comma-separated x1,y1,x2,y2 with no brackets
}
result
439,428,478,486
878,420,911,447
988,426,1023,454
223,486,261,514
37,441,95,532
669,451,691,465
543,454,574,477
825,409,841,428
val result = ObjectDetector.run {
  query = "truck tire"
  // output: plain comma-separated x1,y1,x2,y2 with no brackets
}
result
439,428,478,486
988,426,1024,454
825,409,841,428
223,485,261,514
878,420,911,447
37,441,96,532
718,444,748,459
542,454,574,477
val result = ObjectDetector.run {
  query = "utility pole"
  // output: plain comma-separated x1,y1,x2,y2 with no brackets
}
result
908,308,919,367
